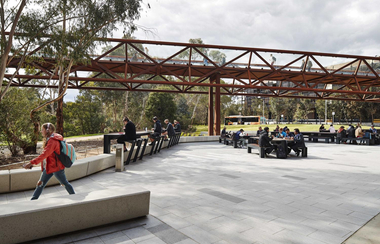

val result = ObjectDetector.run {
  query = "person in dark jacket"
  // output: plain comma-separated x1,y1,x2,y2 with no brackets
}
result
288,128,305,156
259,127,276,155
346,124,356,144
221,126,227,138
174,120,181,133
256,126,263,136
150,116,162,142
163,119,175,138
117,117,137,151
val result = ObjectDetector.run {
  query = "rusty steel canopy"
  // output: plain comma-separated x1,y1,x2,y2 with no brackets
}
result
4,38,380,102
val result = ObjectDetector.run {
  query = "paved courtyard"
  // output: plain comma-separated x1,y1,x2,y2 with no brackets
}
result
1,141,380,244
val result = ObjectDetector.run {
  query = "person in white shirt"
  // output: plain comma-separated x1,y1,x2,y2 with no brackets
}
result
329,124,336,133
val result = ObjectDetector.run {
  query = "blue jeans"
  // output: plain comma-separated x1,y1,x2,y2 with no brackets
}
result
31,169,75,200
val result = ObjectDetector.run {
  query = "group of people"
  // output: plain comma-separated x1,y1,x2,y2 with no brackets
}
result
320,123,377,139
22,116,182,200
259,127,305,157
221,125,305,156
118,116,181,149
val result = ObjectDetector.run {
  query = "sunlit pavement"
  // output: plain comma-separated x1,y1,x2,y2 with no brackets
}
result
1,141,380,244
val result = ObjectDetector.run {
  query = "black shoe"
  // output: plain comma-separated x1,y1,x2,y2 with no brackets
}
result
296,150,300,157
124,149,128,152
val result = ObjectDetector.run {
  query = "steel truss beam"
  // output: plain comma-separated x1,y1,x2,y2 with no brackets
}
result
3,37,380,102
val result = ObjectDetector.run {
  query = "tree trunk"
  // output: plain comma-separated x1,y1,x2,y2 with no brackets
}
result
124,91,129,115
56,86,64,135
30,113,40,154
191,95,201,125
0,0,27,102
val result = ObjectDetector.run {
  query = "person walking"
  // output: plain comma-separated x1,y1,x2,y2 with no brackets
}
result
23,123,75,200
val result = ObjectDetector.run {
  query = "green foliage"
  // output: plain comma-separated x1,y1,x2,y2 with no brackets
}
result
294,99,314,121
63,90,105,136
209,50,226,64
269,97,286,123
178,38,208,60
0,88,39,155
145,92,177,123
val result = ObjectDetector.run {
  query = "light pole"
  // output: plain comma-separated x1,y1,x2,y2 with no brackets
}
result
332,112,335,125
325,100,327,124
281,114,284,124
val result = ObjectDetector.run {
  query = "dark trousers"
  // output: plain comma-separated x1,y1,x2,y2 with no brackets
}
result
117,135,135,144
289,142,303,153
264,145,276,154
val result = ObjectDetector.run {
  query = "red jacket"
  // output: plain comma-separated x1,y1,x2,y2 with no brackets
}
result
30,133,65,174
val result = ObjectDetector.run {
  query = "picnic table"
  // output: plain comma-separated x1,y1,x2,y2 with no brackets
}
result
301,131,337,143
103,131,151,154
247,136,307,158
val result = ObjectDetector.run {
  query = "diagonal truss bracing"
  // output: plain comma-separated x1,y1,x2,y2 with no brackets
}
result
4,37,380,102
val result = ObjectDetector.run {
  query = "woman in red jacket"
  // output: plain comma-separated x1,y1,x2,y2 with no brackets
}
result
24,123,75,200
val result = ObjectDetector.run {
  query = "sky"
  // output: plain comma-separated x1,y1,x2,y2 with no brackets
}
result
66,0,380,101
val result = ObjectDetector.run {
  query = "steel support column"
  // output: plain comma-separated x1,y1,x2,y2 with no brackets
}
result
213,73,221,135
208,84,214,136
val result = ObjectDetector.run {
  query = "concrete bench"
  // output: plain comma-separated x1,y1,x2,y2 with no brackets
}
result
0,187,150,244
247,143,267,158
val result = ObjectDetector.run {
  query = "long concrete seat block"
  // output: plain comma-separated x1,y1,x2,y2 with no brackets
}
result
10,167,60,192
86,153,115,175
180,136,219,143
0,170,10,193
0,187,150,244
65,160,89,181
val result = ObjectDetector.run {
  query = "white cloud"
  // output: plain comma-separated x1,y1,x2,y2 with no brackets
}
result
127,0,380,56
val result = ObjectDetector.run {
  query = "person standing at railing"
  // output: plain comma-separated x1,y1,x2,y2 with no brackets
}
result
270,54,276,66
307,60,313,71
300,59,306,70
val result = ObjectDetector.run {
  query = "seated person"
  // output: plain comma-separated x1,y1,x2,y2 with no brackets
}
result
150,116,162,143
174,120,181,133
277,128,287,138
288,128,305,156
117,117,137,151
355,124,364,138
284,128,294,138
337,126,346,138
370,125,377,134
221,126,227,138
319,124,325,132
274,125,280,132
346,124,356,144
234,129,246,148
329,124,336,133
259,127,276,155
162,119,175,139
256,126,263,136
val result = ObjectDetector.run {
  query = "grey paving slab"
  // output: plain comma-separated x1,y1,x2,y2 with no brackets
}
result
3,142,380,243
179,224,221,244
